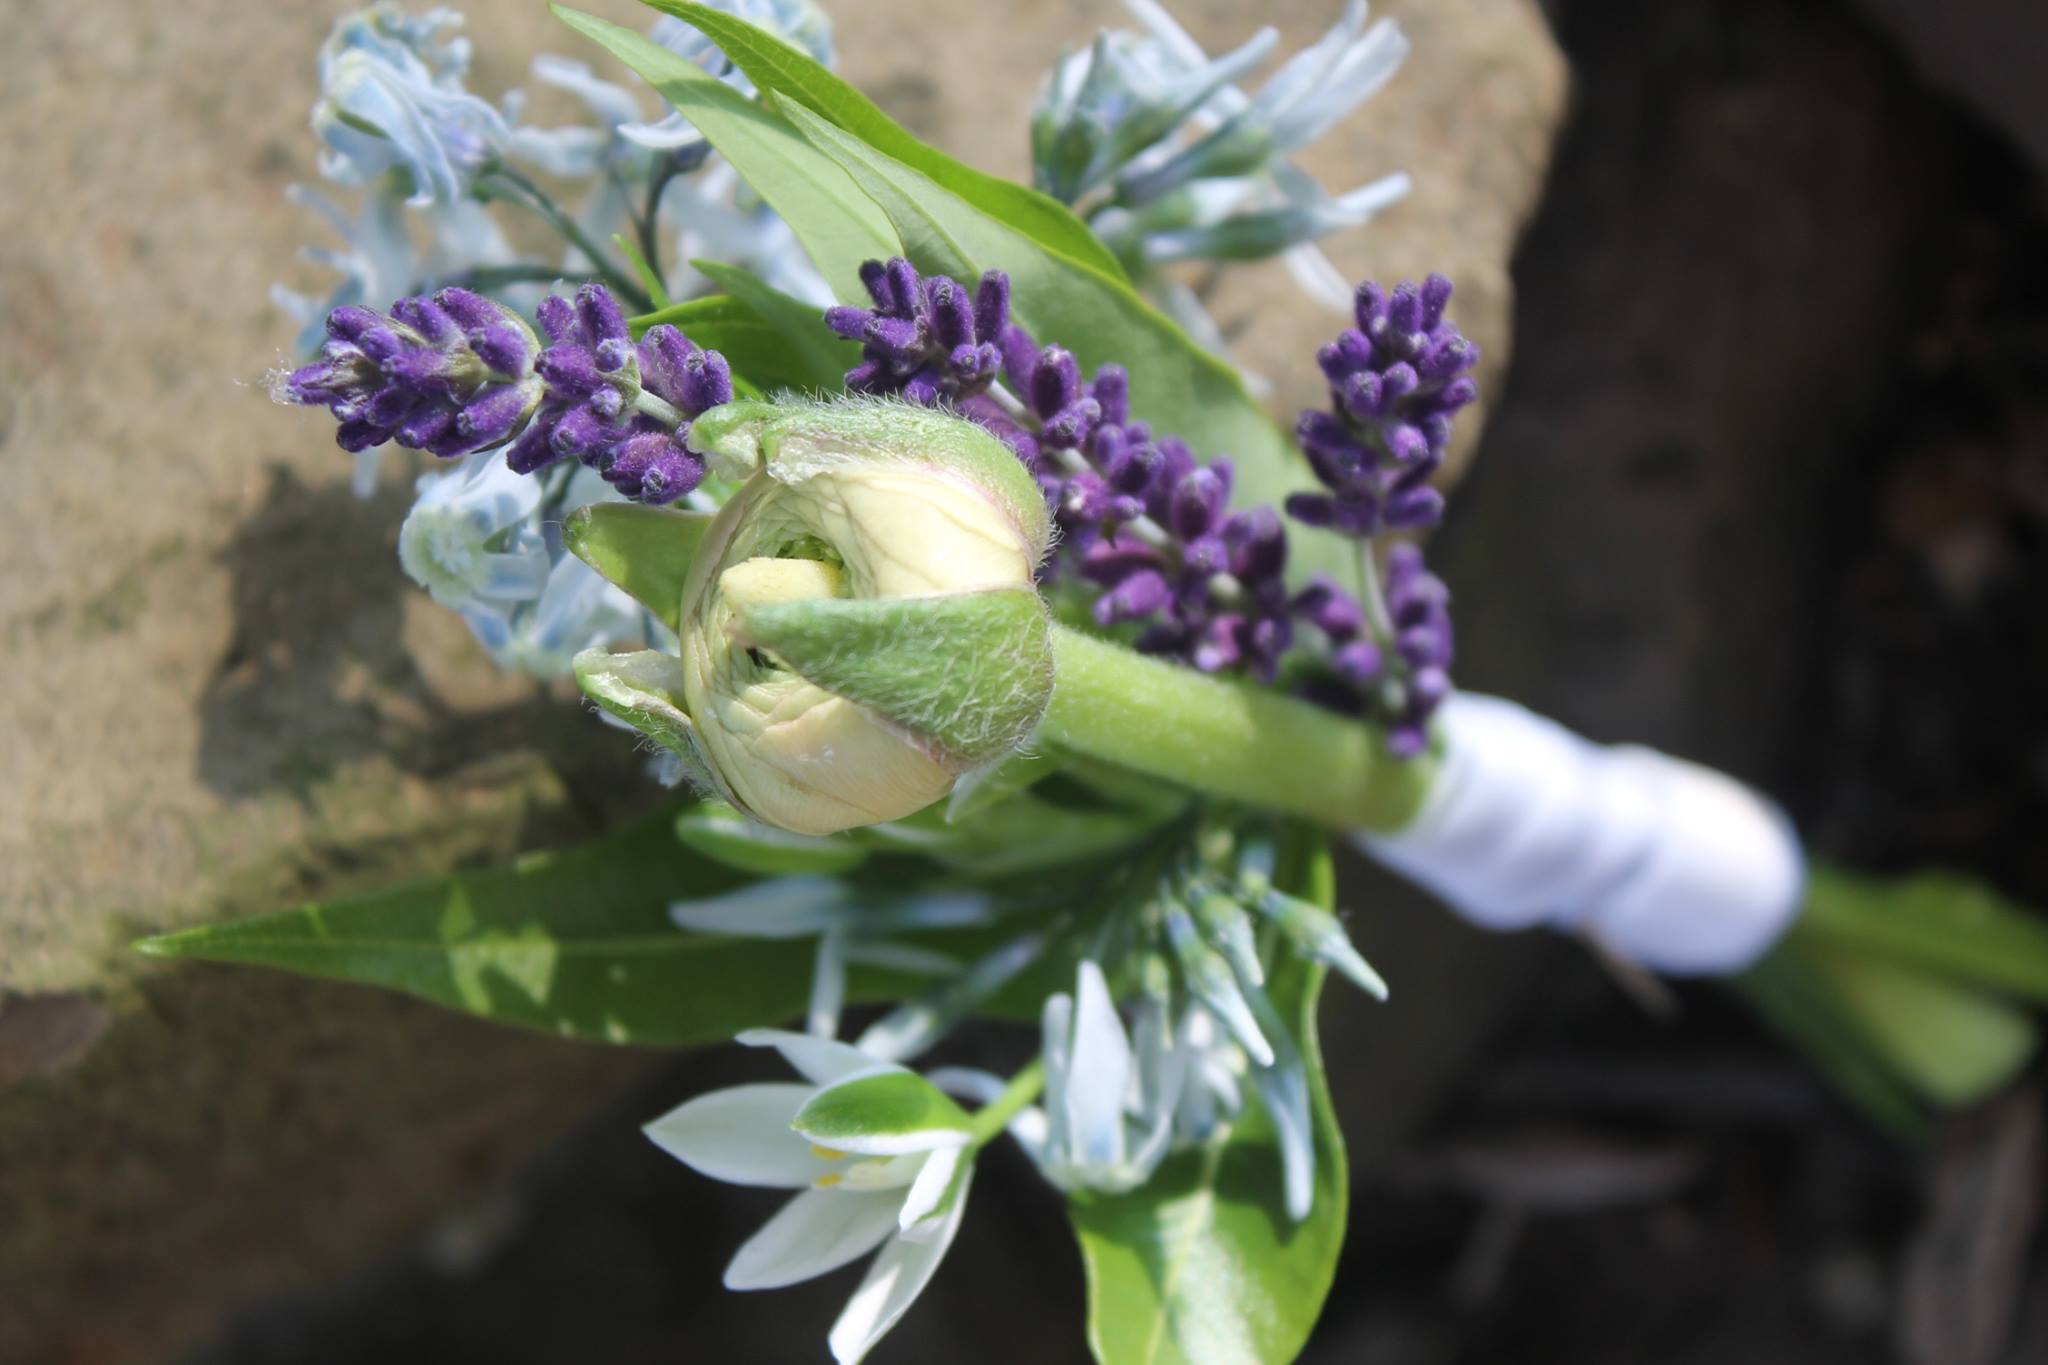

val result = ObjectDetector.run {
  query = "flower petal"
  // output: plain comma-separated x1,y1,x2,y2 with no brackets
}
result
1065,961,1133,1169
724,1188,902,1291
643,1083,822,1187
896,1146,968,1236
738,1027,901,1086
828,1168,974,1365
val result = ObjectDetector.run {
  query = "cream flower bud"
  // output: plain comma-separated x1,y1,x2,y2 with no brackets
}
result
574,398,1056,836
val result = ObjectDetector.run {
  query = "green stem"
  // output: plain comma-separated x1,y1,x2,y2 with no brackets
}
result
1041,626,1433,833
479,165,652,311
637,154,684,288
969,1059,1046,1146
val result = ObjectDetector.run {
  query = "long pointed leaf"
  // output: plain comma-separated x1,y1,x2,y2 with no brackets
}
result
643,0,1129,281
551,6,899,301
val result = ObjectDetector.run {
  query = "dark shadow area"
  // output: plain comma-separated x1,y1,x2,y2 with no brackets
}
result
194,462,659,839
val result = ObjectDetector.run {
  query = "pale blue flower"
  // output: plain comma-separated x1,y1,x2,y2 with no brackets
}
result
310,3,512,206
1035,0,1412,331
507,55,659,268
671,877,985,1038
1008,962,1248,1197
397,455,643,676
645,1029,975,1365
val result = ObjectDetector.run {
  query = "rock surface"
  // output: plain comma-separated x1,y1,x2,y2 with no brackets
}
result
0,1,1564,1360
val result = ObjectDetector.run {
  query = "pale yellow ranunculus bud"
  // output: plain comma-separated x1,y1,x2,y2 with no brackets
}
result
628,398,1055,835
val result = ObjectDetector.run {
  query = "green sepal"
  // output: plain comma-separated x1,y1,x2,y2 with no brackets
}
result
563,503,714,632
794,1070,974,1154
944,746,1066,823
571,648,706,786
736,588,1055,771
674,802,871,877
688,397,1053,556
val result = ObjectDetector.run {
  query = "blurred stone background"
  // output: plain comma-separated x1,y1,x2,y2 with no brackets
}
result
4,0,2047,1362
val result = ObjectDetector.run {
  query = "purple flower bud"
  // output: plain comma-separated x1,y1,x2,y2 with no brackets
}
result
1171,466,1230,541
435,288,504,333
1382,485,1445,530
397,406,456,451
505,409,564,474
1090,366,1130,427
536,294,579,344
883,258,921,317
823,306,871,342
1331,639,1384,686
1193,616,1244,672
680,349,733,415
392,295,459,345
470,323,533,377
925,276,974,350
595,337,635,373
325,306,383,344
537,344,603,400
972,272,1010,343
457,379,537,444
549,403,610,461
1030,347,1081,420
1096,568,1172,625
576,283,630,348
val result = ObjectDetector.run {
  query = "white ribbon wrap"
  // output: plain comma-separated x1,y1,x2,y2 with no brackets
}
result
1357,693,1806,976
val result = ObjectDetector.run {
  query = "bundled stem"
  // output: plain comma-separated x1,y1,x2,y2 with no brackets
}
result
1042,626,1433,833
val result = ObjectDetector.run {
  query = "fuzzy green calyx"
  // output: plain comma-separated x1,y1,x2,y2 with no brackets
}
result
576,397,1056,836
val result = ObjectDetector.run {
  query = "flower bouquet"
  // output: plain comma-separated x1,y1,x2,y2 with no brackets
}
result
144,2,2048,1360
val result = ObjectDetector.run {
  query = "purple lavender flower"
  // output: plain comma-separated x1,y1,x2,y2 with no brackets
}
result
506,284,730,504
828,258,1472,755
827,258,1011,403
280,287,543,458
281,282,731,506
1285,274,1478,537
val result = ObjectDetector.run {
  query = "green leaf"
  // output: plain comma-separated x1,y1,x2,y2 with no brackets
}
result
1736,938,1932,1136
564,502,713,632
1739,924,2037,1129
642,0,1128,281
794,1069,973,1152
551,6,899,301
1069,833,1347,1365
739,588,1055,769
775,102,1353,590
135,806,819,1047
629,293,832,395
1799,861,2048,1003
688,260,860,392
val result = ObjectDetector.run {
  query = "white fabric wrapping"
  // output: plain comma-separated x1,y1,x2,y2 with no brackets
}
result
1357,693,1806,976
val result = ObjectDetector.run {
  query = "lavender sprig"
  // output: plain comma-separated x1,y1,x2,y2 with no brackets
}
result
832,257,1475,752
1286,274,1478,537
278,282,729,506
